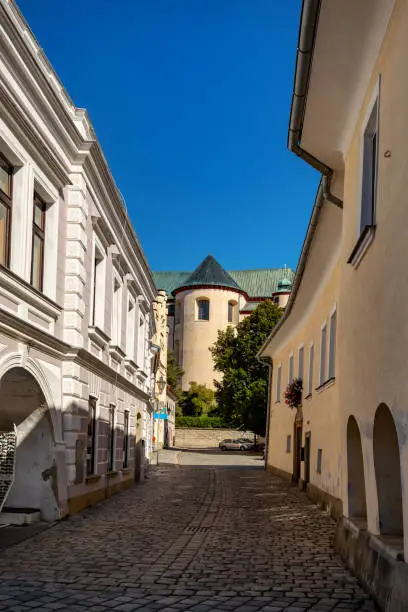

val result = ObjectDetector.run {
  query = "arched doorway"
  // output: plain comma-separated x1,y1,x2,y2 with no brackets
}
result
373,404,403,536
347,416,367,524
0,367,58,521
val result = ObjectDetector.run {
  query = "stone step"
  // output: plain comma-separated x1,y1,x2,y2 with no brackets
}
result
0,508,41,526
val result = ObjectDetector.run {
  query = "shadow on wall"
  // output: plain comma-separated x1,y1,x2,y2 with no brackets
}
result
0,367,148,521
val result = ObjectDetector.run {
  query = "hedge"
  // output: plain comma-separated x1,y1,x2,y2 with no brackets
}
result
175,416,230,429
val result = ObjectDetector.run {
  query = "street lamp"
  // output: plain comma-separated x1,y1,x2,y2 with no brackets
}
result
157,375,166,394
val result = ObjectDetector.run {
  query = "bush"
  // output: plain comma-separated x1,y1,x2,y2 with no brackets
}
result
175,415,228,429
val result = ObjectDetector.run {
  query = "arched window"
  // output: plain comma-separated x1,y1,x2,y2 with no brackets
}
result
197,298,209,321
228,300,238,324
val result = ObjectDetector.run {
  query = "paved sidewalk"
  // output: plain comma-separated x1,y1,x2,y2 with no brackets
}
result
0,463,377,611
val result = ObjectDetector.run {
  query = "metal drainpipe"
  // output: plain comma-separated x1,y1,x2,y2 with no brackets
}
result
288,0,343,209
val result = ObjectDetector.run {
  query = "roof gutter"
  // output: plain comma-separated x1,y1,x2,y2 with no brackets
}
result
288,0,343,209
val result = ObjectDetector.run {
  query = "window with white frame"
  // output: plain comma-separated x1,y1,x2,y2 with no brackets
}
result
111,274,122,346
126,297,136,360
320,324,327,385
137,313,145,369
276,365,281,402
228,300,238,324
308,343,314,396
289,354,294,384
30,192,46,292
197,298,210,321
0,153,12,268
360,97,379,232
298,346,304,382
91,238,105,329
328,309,337,379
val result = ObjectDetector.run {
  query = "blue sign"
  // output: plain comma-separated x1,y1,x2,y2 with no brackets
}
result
154,413,168,420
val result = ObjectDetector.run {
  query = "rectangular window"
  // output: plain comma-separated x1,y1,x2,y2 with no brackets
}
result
126,299,135,359
168,303,175,317
91,249,104,326
361,98,379,232
108,404,115,472
308,344,314,396
316,449,323,474
319,324,327,385
276,365,281,402
123,410,129,468
197,299,209,321
0,154,12,268
137,314,145,369
286,435,291,453
111,275,122,346
289,354,294,384
87,397,97,476
31,193,46,291
328,310,337,379
298,346,304,381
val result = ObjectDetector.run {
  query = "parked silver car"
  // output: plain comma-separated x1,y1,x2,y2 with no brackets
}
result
219,439,248,451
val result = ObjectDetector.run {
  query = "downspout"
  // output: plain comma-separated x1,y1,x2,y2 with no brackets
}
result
288,0,343,209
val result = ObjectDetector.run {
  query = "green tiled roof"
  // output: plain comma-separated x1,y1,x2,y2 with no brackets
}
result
153,264,295,299
240,301,261,312
180,255,240,292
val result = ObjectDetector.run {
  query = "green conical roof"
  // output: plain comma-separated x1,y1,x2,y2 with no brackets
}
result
276,277,292,293
174,255,241,293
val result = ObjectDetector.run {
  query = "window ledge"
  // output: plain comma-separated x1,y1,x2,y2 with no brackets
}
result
275,400,281,404
137,369,148,381
109,344,126,361
315,377,336,393
85,474,101,484
0,264,61,319
124,359,139,374
106,470,118,478
347,225,376,269
88,326,110,349
304,393,312,400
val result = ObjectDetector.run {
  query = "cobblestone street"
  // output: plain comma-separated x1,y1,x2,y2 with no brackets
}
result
0,455,377,612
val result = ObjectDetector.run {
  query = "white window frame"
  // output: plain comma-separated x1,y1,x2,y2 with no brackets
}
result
126,295,136,360
32,175,59,301
328,306,337,380
196,298,210,321
111,271,122,347
319,322,327,386
307,342,314,396
275,364,282,403
297,345,304,382
288,353,294,384
90,234,106,329
350,77,380,268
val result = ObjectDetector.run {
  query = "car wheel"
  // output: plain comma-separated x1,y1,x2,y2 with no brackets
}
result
240,445,245,451
221,446,226,451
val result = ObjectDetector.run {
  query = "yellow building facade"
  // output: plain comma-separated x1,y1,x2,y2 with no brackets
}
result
260,0,408,607
154,255,293,391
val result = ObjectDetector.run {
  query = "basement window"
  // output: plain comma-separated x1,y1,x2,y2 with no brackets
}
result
316,449,322,474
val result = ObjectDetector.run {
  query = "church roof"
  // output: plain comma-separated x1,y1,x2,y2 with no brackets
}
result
153,261,295,299
178,255,241,292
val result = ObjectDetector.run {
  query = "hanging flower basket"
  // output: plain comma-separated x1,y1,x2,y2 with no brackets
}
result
284,378,303,410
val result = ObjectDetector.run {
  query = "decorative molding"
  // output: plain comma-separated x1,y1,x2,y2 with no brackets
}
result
88,326,109,350
0,264,61,320
347,226,376,269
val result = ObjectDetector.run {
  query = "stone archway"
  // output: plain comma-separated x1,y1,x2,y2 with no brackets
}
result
0,367,59,522
347,416,367,525
373,404,403,536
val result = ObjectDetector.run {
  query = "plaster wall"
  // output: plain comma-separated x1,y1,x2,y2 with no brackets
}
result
176,287,244,390
267,260,341,501
337,0,408,557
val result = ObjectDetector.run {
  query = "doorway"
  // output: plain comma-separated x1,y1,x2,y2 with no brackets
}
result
304,432,311,486
293,422,302,483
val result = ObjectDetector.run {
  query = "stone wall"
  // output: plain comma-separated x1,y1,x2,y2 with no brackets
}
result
175,428,252,449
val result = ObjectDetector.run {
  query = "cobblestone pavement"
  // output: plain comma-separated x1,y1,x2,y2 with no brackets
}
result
0,462,378,612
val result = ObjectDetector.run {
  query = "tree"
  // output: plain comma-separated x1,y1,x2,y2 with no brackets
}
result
179,382,216,417
167,350,184,391
210,300,283,435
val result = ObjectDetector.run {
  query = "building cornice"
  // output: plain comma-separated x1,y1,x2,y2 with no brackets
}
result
172,284,246,298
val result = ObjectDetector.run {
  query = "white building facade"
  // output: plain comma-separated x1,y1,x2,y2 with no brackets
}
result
0,0,157,520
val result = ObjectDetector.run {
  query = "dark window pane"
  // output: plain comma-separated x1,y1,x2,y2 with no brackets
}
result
228,302,233,322
87,399,97,476
108,406,115,471
31,232,44,291
198,300,209,321
123,411,129,468
0,161,11,197
0,201,9,265
34,198,45,229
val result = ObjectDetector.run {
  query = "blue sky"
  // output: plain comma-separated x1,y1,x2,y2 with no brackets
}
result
18,0,319,273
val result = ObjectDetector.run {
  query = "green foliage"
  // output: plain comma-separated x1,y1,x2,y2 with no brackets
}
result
175,415,227,428
210,300,283,435
178,382,217,417
167,350,184,401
